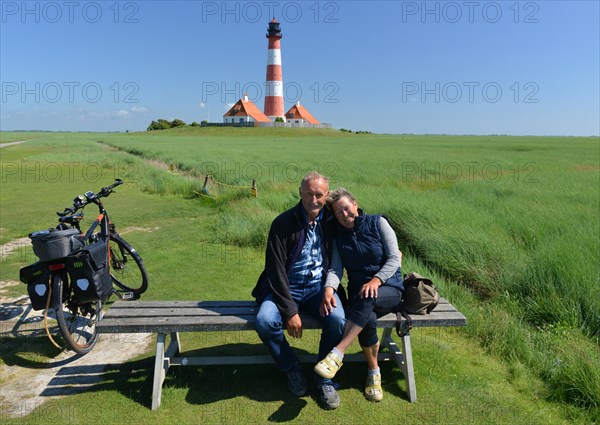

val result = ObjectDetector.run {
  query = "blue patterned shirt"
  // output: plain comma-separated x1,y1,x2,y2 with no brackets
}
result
288,208,324,301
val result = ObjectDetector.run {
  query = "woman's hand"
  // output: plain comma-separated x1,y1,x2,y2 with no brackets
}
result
359,277,382,299
320,287,337,316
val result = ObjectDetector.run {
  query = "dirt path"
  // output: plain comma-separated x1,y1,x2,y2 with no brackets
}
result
0,237,31,260
0,139,35,148
0,290,153,418
0,228,160,417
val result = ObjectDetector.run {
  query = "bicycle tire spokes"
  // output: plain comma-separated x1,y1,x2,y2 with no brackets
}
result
63,303,99,344
111,244,128,270
53,275,101,354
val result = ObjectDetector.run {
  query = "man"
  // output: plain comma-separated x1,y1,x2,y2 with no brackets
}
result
252,171,346,410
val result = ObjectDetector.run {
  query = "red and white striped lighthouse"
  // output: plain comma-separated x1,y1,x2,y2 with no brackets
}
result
264,18,285,121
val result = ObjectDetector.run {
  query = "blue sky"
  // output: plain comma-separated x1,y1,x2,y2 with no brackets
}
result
1,0,599,135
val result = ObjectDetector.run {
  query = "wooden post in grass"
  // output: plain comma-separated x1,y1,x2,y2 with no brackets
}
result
202,176,209,194
251,180,257,197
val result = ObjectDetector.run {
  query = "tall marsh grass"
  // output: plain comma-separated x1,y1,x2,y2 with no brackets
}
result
93,130,600,414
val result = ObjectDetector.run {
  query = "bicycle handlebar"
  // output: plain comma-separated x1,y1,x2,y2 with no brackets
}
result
97,178,123,198
59,212,84,224
56,179,123,217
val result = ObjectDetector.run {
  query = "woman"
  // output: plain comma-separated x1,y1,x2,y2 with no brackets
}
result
314,188,403,401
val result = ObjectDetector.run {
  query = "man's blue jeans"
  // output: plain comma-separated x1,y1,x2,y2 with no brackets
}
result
255,290,345,386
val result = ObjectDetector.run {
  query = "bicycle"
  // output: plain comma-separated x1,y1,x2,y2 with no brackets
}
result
20,179,149,354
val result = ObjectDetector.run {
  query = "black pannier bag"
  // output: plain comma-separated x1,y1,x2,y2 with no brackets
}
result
20,262,51,310
30,229,85,261
67,242,113,303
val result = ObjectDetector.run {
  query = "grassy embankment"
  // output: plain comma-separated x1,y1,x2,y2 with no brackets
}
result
0,129,598,424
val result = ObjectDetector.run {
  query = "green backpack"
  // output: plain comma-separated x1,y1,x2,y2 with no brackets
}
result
396,272,439,336
402,272,439,314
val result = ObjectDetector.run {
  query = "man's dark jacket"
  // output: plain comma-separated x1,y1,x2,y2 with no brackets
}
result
252,202,334,321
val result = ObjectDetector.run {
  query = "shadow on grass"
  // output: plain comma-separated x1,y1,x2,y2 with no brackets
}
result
381,363,409,400
0,335,81,369
0,302,83,369
183,362,310,421
178,343,409,419
33,344,409,415
333,361,409,401
39,357,154,407
0,300,26,321
170,342,317,420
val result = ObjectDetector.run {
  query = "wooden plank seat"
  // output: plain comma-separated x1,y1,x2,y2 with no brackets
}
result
97,298,467,410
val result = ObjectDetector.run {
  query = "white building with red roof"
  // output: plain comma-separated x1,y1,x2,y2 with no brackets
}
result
223,95,271,124
285,101,320,125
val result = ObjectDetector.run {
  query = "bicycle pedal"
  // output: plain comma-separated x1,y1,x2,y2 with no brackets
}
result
120,292,135,300
112,288,136,300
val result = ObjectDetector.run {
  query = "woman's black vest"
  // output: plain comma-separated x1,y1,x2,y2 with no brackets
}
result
334,213,403,296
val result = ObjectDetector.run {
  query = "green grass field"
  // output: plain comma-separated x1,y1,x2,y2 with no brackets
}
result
1,129,598,424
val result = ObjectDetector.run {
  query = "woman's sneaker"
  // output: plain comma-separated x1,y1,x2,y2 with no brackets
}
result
314,350,343,379
364,373,383,401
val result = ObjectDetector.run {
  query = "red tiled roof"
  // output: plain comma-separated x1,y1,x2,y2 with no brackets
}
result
285,103,320,124
223,98,271,123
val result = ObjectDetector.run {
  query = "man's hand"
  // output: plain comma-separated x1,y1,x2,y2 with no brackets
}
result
359,277,382,299
286,313,303,338
320,287,337,316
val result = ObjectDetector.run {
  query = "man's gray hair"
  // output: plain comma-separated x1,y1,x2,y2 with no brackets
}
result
327,187,356,206
300,171,329,189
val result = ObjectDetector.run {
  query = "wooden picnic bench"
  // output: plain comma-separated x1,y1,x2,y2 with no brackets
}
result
96,298,466,410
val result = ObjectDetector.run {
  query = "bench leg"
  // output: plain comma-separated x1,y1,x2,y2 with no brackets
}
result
401,333,417,402
166,332,181,358
151,332,182,410
171,332,181,354
381,327,417,403
152,333,167,410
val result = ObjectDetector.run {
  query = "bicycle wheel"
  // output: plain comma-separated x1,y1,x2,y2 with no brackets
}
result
109,233,148,294
52,273,101,354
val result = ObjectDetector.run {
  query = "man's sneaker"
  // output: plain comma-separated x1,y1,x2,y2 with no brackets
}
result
364,373,383,402
314,350,343,379
286,365,307,396
317,383,340,410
